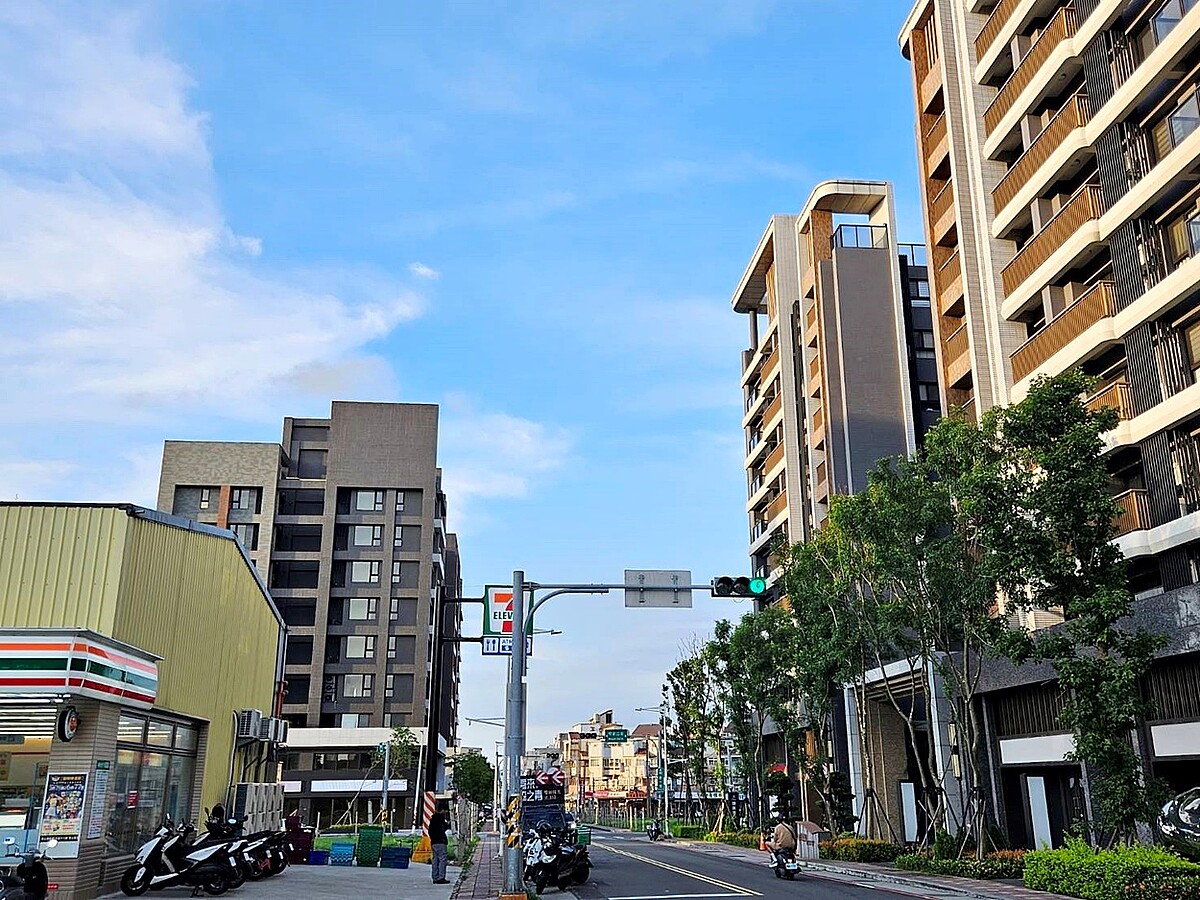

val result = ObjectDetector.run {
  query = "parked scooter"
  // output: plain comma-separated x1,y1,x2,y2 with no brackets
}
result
767,845,802,880
645,818,665,841
202,807,290,878
530,824,592,893
1,838,56,900
119,818,234,896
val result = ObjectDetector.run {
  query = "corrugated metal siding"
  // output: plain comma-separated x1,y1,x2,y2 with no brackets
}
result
115,516,280,811
0,506,126,630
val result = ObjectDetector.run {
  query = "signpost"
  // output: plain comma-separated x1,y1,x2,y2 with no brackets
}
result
603,729,629,744
481,636,534,657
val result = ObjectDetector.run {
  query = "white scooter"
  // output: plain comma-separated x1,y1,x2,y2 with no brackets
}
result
119,818,233,896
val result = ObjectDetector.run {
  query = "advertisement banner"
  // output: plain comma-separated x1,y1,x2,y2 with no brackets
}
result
40,772,88,858
87,762,111,840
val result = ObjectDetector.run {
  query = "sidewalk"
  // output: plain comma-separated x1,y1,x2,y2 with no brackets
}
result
668,836,1074,900
452,832,503,900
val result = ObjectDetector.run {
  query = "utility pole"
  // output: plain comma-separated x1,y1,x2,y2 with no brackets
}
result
380,740,391,828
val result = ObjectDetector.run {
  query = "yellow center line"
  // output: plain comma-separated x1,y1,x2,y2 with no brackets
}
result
596,843,762,896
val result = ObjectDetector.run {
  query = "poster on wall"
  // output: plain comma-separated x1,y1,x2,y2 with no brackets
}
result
0,752,10,782
39,772,88,858
86,762,111,840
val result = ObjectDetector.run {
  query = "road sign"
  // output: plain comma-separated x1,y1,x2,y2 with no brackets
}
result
481,635,534,657
623,569,693,608
483,585,515,638
535,767,566,788
604,728,629,743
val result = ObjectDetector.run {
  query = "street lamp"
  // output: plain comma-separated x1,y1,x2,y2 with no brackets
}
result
635,695,670,836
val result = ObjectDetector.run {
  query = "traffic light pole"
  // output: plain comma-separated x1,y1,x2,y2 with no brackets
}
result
500,577,729,896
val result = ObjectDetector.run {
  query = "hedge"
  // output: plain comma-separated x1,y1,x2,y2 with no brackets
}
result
820,838,903,863
896,849,1026,880
704,831,761,848
1022,839,1200,900
672,825,708,840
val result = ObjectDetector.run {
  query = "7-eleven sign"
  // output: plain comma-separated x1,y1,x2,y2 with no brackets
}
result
483,586,515,638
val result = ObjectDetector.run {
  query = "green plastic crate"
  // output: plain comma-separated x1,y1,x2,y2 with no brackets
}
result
575,826,592,846
357,825,384,867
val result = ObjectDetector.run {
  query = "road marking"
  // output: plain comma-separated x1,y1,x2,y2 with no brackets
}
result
610,895,745,899
596,844,761,897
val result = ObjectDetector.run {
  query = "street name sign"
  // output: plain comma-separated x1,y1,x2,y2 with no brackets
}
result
623,569,693,608
604,729,629,743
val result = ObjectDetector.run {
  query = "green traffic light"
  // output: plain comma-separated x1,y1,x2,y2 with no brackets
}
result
748,578,767,595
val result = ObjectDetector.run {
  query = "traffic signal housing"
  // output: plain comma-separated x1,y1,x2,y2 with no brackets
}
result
710,576,768,597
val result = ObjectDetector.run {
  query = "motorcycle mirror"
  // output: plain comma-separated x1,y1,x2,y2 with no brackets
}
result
3,838,13,845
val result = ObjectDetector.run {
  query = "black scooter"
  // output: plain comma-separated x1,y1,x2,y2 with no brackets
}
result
1,838,55,900
532,829,591,893
645,819,665,841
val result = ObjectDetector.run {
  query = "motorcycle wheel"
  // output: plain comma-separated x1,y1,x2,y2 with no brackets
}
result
227,866,247,890
774,867,782,879
786,871,797,880
571,866,589,885
534,870,549,894
199,869,230,896
120,865,151,897
268,853,288,875
245,859,267,881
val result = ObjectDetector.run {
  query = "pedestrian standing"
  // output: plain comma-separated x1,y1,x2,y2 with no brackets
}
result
430,799,452,884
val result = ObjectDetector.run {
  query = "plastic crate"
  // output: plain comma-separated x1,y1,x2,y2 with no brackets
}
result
356,826,384,867
329,841,356,866
307,849,330,866
380,846,412,869
575,826,592,846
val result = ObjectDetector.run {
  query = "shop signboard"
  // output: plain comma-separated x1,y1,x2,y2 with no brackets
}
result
87,761,111,840
0,630,158,709
40,772,88,858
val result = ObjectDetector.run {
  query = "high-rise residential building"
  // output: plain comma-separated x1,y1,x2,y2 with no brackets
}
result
157,401,461,827
900,0,1200,849
732,180,943,588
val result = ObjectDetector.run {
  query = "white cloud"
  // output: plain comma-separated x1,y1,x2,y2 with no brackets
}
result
408,262,440,280
438,399,574,532
0,4,427,480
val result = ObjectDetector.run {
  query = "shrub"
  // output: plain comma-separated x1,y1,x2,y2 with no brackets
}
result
704,831,760,848
673,825,708,840
820,837,903,863
1023,839,1200,900
896,849,1026,880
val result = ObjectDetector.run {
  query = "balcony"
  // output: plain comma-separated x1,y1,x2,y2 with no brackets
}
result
761,344,781,379
1084,378,1132,420
925,113,949,172
1112,488,1150,536
812,404,826,446
764,439,786,475
1001,184,1105,297
920,57,943,113
984,6,1078,137
975,0,1022,60
1010,281,1115,381
945,322,972,386
936,248,964,316
993,93,1091,214
930,181,955,241
761,391,783,427
766,491,789,522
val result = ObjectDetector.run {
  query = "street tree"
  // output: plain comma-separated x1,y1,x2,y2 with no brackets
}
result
451,749,495,804
372,725,419,780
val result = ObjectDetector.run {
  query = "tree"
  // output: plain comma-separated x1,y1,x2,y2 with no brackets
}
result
372,725,419,780
666,644,723,826
451,749,495,804
962,371,1167,842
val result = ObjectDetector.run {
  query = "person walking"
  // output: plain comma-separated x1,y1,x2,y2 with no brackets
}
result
430,799,452,884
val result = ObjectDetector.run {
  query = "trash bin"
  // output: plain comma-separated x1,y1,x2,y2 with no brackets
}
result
307,849,330,866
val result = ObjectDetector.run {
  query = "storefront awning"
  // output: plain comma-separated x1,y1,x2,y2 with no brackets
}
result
0,628,159,709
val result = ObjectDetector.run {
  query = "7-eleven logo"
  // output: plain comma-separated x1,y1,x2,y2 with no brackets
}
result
487,588,515,636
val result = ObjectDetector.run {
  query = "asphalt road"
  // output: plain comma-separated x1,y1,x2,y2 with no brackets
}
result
567,832,980,900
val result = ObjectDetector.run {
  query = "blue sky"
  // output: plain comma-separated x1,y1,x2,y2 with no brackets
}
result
0,0,923,752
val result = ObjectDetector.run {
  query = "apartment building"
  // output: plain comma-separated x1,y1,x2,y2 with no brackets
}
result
157,401,461,827
900,0,1200,849
732,180,943,588
555,712,661,813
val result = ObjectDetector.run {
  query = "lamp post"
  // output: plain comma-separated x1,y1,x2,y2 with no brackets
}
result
635,695,670,835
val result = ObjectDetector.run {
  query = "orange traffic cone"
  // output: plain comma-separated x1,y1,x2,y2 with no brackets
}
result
758,834,767,851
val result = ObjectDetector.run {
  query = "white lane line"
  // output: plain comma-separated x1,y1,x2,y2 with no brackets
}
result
597,844,761,897
609,895,744,899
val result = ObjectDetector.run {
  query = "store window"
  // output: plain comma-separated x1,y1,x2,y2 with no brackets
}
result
105,713,199,854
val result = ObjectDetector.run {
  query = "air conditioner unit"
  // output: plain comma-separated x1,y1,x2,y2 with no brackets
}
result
258,717,274,741
274,719,290,744
235,709,263,740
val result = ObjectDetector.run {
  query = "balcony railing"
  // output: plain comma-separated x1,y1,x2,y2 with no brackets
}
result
764,440,785,474
984,6,1078,137
946,321,970,362
762,344,780,378
1084,378,1132,420
833,223,889,250
813,403,825,436
975,0,1022,60
1001,184,1105,297
1112,488,1150,536
762,391,783,426
766,491,789,521
937,248,964,315
930,180,955,227
1010,281,1115,381
993,93,1091,213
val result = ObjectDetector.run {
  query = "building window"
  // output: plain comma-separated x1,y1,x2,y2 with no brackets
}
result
395,491,405,512
105,714,198,854
346,635,376,659
339,713,370,728
343,674,374,698
917,382,940,407
352,524,382,547
231,487,260,512
230,523,259,551
387,636,397,659
199,488,211,510
390,597,417,625
354,490,385,512
909,279,931,306
914,330,936,359
350,561,380,584
1185,318,1200,381
347,598,377,621
385,674,395,698
392,561,402,585
393,528,404,549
